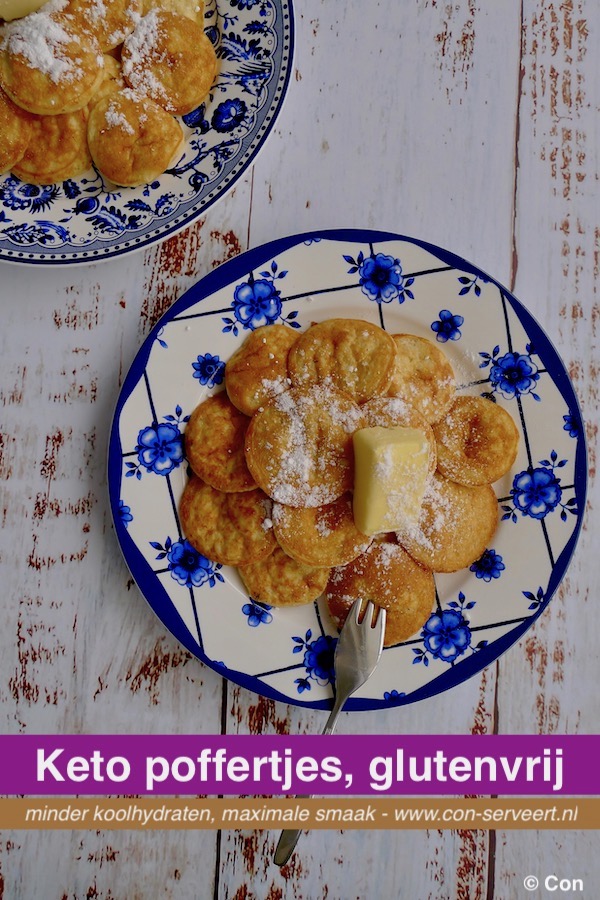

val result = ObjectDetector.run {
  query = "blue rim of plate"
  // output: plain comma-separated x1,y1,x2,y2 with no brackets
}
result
108,227,588,710
0,0,294,266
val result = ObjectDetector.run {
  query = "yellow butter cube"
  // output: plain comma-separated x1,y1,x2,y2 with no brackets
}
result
352,426,431,536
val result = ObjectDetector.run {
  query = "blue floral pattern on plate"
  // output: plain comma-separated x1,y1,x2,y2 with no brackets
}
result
242,600,273,627
118,500,133,528
192,353,226,387
344,250,415,304
469,548,505,582
431,309,465,342
479,344,541,401
108,228,587,710
0,0,294,265
292,629,337,694
412,593,489,667
151,537,224,588
125,407,188,479
222,260,300,334
501,451,578,523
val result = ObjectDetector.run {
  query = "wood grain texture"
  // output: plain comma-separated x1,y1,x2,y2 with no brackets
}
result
0,0,598,896
491,0,600,892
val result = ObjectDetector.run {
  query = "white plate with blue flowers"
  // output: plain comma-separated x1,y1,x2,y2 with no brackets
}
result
108,228,587,710
0,0,294,266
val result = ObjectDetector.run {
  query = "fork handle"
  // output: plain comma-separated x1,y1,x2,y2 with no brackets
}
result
273,692,348,866
321,690,346,736
273,821,305,866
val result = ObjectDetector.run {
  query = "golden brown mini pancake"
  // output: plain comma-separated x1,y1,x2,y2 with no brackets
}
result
272,494,372,567
141,0,205,24
184,391,256,493
238,546,330,607
432,395,520,486
245,383,361,507
12,107,91,183
87,88,184,187
92,54,126,104
360,395,437,475
121,9,218,115
387,334,456,423
287,318,397,403
179,477,276,566
397,473,499,572
225,324,298,416
0,86,33,174
66,0,142,52
326,540,435,647
0,5,104,115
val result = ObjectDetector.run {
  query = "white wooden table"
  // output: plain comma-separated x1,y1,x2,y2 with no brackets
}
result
1,1,598,896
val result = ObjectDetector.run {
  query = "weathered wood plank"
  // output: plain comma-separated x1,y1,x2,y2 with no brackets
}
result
490,0,600,892
247,0,522,280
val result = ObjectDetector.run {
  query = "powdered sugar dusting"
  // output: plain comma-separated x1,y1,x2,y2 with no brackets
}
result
374,445,394,479
375,540,401,570
398,474,456,549
328,539,406,598
87,0,108,20
328,566,346,586
103,0,142,47
314,512,332,537
265,383,360,506
122,8,168,101
261,376,291,398
270,502,284,527
1,0,93,84
270,394,313,504
259,497,273,531
105,97,135,134
363,396,411,426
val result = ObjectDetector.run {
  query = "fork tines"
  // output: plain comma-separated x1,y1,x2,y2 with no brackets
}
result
353,598,385,629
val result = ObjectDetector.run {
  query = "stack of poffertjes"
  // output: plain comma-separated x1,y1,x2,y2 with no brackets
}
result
0,0,216,186
180,318,520,647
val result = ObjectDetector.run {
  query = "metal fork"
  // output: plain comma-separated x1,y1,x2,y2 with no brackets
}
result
273,599,386,866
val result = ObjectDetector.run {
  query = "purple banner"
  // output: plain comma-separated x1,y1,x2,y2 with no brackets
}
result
0,735,595,796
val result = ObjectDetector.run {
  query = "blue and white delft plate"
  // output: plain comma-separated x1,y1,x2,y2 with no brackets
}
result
108,228,587,710
0,0,294,266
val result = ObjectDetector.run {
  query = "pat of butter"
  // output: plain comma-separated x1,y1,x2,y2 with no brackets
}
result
352,426,431,536
0,0,47,20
